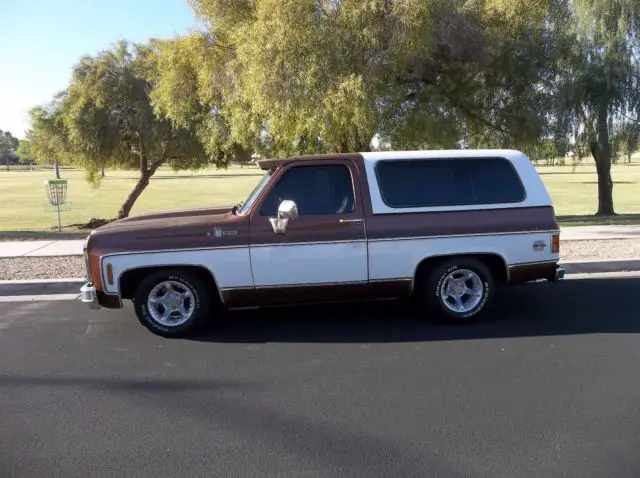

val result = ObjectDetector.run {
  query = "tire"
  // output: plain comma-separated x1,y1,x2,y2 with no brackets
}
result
420,258,494,322
133,269,212,338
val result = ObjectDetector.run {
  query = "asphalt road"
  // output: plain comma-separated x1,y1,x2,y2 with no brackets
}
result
1,274,640,478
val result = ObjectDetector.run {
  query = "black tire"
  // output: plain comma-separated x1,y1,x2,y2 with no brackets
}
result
133,269,212,338
420,258,494,322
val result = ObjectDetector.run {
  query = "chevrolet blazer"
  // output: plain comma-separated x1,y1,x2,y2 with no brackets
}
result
80,149,564,337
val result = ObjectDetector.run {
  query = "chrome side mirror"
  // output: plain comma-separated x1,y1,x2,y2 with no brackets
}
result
277,200,298,220
269,199,298,234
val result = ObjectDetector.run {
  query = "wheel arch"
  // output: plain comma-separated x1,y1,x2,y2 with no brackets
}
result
412,252,509,293
119,265,222,302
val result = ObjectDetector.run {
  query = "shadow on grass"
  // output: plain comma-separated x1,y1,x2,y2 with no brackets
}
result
537,170,595,175
557,214,640,226
191,277,640,344
579,181,636,185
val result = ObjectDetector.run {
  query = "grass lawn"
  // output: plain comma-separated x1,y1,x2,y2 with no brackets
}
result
537,154,640,225
0,165,263,233
0,155,638,233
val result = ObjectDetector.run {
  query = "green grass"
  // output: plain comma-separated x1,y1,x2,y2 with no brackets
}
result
537,156,640,221
0,156,639,232
0,165,263,232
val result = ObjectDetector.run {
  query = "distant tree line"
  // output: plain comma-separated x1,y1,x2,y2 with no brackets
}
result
21,0,640,218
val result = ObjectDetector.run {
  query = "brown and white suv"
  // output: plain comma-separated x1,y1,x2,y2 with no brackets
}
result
81,149,564,337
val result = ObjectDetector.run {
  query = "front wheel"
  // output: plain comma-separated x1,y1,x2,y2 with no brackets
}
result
133,269,212,337
420,258,494,322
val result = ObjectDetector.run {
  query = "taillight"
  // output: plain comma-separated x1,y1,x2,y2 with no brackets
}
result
551,233,560,254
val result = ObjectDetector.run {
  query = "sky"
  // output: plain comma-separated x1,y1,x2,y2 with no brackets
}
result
0,0,200,139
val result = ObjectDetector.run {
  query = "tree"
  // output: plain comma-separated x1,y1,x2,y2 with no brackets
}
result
29,40,221,219
25,94,71,179
552,0,640,215
179,1,568,158
16,139,34,164
150,34,254,164
618,121,640,163
0,130,19,171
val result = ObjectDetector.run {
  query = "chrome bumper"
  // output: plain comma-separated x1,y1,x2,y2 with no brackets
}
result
80,283,101,310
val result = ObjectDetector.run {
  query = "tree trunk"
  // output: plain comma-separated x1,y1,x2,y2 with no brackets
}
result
592,105,615,216
338,136,349,153
101,163,105,177
117,158,161,219
54,159,60,179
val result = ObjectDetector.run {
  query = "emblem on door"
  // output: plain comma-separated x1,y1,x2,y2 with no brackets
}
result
212,227,238,238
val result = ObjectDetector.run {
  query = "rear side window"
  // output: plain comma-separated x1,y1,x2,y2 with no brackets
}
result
375,157,526,208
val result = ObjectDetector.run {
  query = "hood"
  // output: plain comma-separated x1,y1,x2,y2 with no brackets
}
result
112,205,234,225
87,205,248,254
93,205,234,233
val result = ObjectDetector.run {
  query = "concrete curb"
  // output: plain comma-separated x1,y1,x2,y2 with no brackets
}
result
1,259,640,296
0,280,85,297
560,259,640,275
0,278,85,284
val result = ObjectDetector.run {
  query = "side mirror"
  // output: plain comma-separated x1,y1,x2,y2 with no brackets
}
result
277,200,298,220
269,199,298,234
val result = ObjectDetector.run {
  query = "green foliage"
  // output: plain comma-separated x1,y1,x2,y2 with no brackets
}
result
523,139,565,164
150,34,251,164
26,40,224,218
0,130,20,167
23,0,640,219
64,41,208,174
182,0,568,155
16,140,33,163
549,0,640,214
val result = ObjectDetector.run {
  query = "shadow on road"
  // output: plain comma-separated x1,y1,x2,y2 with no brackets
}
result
0,376,250,392
193,277,640,344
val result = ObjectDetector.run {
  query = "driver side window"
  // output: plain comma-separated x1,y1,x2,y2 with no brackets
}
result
259,164,355,216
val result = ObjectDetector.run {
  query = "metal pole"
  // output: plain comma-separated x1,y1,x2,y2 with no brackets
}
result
56,203,62,232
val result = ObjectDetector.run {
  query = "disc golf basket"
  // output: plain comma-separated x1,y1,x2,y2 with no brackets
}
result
44,179,71,232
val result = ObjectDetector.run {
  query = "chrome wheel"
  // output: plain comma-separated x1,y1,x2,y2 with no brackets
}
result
439,268,484,314
147,280,195,327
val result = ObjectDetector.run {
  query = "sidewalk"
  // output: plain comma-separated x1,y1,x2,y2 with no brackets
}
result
0,240,86,257
1,225,639,258
559,225,640,241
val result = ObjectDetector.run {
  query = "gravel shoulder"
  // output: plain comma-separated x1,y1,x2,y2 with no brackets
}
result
0,256,85,280
560,239,640,260
1,239,639,281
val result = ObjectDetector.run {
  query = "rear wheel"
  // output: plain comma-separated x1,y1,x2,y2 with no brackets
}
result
419,258,494,322
133,269,212,337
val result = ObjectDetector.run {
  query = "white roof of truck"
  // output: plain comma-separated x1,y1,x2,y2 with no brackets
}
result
361,149,553,214
361,149,529,163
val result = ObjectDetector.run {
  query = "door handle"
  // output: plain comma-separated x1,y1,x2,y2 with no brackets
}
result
339,218,364,223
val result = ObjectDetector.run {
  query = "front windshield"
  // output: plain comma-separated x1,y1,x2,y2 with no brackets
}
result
236,169,275,215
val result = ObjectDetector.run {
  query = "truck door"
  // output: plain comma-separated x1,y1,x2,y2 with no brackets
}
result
248,159,368,288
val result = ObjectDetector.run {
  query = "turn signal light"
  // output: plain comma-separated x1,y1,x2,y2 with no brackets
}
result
551,233,560,254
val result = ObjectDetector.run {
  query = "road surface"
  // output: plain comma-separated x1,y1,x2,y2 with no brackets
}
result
1,274,639,477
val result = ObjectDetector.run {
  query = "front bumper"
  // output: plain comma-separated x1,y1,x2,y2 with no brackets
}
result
80,283,101,310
